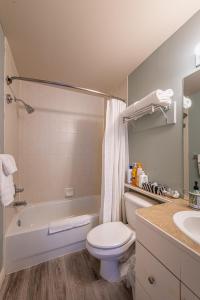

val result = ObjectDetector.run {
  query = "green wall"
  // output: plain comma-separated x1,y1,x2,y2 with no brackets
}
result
128,10,200,194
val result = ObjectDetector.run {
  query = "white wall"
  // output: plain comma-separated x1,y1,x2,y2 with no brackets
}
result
18,82,104,203
4,39,20,229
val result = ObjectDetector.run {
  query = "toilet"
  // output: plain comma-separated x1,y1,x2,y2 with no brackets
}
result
86,192,157,282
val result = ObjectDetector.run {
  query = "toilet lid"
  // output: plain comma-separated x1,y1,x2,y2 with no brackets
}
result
87,222,133,249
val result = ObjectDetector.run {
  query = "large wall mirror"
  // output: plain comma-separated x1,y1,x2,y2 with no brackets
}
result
183,69,200,197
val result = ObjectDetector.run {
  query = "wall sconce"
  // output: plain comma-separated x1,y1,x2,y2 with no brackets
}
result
183,96,192,109
194,43,200,67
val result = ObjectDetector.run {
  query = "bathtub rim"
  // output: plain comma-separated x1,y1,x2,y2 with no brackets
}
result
6,194,100,237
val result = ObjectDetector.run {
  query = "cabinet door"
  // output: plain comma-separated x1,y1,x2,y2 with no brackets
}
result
135,280,150,300
136,242,180,300
181,284,200,300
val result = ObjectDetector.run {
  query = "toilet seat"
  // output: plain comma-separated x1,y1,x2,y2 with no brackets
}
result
87,222,133,249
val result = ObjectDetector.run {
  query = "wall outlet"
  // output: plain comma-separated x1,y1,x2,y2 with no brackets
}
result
64,187,74,198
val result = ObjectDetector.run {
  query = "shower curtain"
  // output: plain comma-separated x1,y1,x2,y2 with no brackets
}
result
100,99,128,223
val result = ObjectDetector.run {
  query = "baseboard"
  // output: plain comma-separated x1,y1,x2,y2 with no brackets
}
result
0,267,5,289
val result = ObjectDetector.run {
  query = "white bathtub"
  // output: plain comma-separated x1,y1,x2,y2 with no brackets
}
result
5,195,100,273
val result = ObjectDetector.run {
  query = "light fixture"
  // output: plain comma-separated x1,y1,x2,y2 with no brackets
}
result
183,96,192,109
194,43,200,67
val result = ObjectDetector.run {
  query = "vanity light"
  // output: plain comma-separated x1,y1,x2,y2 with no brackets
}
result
194,43,200,67
183,96,192,109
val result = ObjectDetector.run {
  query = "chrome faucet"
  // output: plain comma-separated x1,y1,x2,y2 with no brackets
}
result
13,184,27,206
14,184,24,195
13,201,27,207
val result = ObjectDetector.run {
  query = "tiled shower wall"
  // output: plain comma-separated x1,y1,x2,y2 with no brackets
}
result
18,82,104,203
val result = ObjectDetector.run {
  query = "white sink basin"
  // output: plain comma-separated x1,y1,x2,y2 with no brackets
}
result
173,211,200,245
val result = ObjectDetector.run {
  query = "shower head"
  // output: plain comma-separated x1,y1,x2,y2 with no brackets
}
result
14,97,35,114
22,102,35,114
6,94,34,114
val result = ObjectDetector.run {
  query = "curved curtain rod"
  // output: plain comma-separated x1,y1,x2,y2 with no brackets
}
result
6,76,127,103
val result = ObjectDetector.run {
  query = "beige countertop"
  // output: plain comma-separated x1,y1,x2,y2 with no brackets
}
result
136,198,200,256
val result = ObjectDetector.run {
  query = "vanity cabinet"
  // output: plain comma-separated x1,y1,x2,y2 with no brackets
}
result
136,242,180,300
181,284,200,300
135,215,200,300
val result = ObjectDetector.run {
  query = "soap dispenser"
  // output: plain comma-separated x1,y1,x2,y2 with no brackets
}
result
193,181,199,193
189,181,200,209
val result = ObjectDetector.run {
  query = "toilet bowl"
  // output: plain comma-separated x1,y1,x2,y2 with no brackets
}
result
87,221,136,282
86,192,157,282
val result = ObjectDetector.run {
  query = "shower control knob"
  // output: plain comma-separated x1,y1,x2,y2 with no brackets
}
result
14,184,24,195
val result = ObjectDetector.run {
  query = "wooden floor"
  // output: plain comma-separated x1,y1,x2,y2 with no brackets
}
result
0,250,132,300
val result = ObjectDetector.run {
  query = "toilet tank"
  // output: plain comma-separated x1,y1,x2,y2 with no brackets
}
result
124,192,157,230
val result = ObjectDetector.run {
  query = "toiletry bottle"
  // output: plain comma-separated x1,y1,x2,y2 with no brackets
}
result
127,165,133,184
139,171,148,188
193,181,199,193
136,163,143,187
132,163,137,186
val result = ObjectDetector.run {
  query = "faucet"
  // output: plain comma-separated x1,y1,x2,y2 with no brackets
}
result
14,184,24,196
13,201,27,207
13,184,27,206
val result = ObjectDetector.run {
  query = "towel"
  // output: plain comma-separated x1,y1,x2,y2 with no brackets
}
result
0,154,18,176
0,156,16,206
48,214,91,234
121,89,174,118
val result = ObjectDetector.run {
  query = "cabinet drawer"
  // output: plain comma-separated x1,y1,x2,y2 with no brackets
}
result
181,284,200,300
135,280,150,300
181,253,200,298
136,242,180,300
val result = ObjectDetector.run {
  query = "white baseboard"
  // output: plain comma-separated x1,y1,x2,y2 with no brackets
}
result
0,267,5,289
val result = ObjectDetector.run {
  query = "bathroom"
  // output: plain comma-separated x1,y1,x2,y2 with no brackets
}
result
0,1,200,299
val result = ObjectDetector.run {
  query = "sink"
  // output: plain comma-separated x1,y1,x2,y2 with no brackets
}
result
173,211,200,245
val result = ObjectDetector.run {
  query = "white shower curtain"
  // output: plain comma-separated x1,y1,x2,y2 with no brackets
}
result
100,99,128,223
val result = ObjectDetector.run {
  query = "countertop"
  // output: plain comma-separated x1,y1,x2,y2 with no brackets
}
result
136,198,200,256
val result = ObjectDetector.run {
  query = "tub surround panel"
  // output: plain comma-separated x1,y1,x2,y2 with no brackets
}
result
19,82,104,203
128,10,200,193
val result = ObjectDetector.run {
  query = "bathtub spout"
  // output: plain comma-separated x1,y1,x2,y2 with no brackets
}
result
13,201,27,207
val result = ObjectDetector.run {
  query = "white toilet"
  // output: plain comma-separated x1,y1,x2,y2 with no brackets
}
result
86,192,157,282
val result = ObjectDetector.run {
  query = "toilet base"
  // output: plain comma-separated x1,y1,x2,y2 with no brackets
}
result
100,260,121,282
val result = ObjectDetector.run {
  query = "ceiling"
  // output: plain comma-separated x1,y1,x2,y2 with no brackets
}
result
0,1,200,92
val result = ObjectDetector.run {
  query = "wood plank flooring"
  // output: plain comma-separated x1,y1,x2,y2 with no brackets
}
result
0,250,133,300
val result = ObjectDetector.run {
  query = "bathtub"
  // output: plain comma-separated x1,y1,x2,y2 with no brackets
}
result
5,195,100,273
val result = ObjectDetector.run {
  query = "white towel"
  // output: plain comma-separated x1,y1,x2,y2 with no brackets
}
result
0,154,17,176
48,214,91,234
121,89,174,118
0,157,16,206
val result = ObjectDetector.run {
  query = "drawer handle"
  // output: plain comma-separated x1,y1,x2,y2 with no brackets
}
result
148,276,155,285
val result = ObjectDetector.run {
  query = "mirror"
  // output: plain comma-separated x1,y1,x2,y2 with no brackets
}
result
183,69,200,197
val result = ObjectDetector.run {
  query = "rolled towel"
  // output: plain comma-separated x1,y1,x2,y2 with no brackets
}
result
48,214,91,234
0,154,17,176
134,89,173,112
0,158,15,206
121,89,174,118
